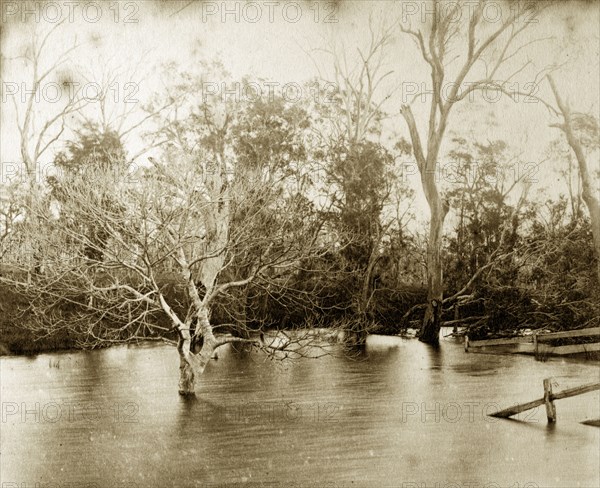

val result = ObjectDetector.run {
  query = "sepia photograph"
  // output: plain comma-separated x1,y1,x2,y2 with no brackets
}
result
1,1,599,486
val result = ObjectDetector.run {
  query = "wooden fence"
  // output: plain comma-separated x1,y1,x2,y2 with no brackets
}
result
489,377,600,424
464,326,600,358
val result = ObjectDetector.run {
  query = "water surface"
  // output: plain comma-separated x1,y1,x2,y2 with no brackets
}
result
1,331,599,487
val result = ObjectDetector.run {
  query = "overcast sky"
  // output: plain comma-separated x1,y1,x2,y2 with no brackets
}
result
1,0,599,220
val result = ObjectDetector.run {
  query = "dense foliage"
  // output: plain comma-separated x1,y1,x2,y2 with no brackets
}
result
1,68,598,354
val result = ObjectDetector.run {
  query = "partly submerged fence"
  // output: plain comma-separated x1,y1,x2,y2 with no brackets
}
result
464,326,600,359
489,377,600,424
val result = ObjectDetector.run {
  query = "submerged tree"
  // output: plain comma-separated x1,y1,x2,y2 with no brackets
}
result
398,0,549,343
3,70,334,396
312,24,413,333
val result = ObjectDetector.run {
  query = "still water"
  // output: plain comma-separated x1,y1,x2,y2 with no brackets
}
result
1,331,599,488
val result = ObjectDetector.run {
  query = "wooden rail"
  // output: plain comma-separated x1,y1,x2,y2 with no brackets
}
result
464,335,533,348
538,327,600,340
464,327,600,358
489,378,600,423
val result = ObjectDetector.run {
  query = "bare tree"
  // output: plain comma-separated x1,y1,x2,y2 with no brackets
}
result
2,134,333,394
546,139,582,222
313,23,410,333
547,75,600,282
6,22,86,203
1,71,340,395
2,22,88,280
398,0,549,343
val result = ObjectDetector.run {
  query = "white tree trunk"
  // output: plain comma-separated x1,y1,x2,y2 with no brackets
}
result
177,306,218,395
548,76,600,283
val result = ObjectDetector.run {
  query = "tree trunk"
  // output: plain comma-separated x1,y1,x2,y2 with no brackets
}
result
548,76,600,282
400,105,450,344
177,307,217,396
177,338,196,396
359,238,382,316
453,303,459,334
419,198,447,344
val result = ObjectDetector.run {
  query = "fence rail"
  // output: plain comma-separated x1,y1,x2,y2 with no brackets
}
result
489,378,600,424
464,327,600,358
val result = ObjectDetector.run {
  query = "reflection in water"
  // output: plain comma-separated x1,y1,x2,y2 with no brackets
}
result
1,330,598,487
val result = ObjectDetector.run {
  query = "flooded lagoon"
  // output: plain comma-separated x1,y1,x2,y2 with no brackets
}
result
1,331,599,487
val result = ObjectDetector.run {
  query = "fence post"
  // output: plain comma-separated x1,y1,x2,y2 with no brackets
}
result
543,378,557,423
453,304,459,334
533,334,538,360
464,335,469,352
